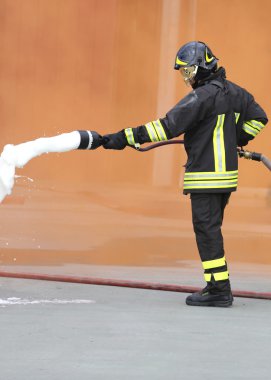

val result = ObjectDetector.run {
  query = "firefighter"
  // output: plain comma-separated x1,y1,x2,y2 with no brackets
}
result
102,41,268,307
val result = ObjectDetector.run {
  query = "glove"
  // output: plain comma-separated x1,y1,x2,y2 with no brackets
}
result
90,131,103,150
237,139,249,147
102,131,127,150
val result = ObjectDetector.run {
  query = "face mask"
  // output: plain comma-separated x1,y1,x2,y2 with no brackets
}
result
179,65,198,86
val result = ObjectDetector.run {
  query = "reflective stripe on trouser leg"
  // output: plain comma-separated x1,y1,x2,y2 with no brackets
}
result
202,257,226,270
204,271,229,282
203,256,229,282
190,193,231,283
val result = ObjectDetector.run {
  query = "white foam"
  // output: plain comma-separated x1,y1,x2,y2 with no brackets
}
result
0,131,82,203
1,131,81,168
0,297,96,307
0,156,15,203
15,175,34,182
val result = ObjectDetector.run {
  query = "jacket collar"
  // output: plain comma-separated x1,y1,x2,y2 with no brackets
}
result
194,67,227,89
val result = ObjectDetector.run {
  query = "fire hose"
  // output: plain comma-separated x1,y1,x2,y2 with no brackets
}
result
133,139,271,171
0,271,270,300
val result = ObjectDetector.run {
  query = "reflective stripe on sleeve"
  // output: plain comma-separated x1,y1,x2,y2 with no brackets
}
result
145,122,159,142
145,120,167,142
124,128,135,145
243,120,265,137
152,120,167,141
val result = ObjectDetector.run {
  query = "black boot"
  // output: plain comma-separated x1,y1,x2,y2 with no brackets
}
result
186,280,233,307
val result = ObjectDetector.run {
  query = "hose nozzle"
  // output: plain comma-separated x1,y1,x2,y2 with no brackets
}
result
238,148,271,171
238,149,262,161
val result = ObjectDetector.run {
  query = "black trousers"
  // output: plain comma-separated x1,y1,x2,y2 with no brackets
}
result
190,193,231,283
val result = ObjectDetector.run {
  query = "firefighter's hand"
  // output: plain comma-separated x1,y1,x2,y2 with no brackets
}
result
237,139,249,147
89,131,103,149
102,131,127,150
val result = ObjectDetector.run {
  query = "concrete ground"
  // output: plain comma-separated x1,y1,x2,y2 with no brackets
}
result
0,277,271,380
0,181,270,379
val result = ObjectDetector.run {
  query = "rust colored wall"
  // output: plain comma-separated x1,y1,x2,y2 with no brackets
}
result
0,0,163,186
0,0,270,188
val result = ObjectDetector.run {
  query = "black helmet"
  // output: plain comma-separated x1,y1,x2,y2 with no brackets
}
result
174,41,218,71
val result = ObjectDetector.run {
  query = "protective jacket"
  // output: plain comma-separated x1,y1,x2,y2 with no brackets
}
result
124,68,268,193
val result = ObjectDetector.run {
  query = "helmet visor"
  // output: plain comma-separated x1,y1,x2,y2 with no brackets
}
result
179,65,198,86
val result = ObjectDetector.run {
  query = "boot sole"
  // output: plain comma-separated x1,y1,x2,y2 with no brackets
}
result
186,299,233,307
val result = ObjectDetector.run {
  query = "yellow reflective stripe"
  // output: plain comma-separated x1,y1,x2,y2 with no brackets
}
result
184,170,238,189
124,128,135,145
246,122,261,131
183,179,238,189
214,271,229,281
184,170,238,176
204,271,229,282
243,123,258,137
213,114,226,172
248,120,265,129
153,119,167,141
145,122,159,142
184,171,238,180
184,184,237,189
176,57,188,66
202,257,226,270
204,273,211,282
243,120,265,137
205,48,214,63
235,112,240,124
